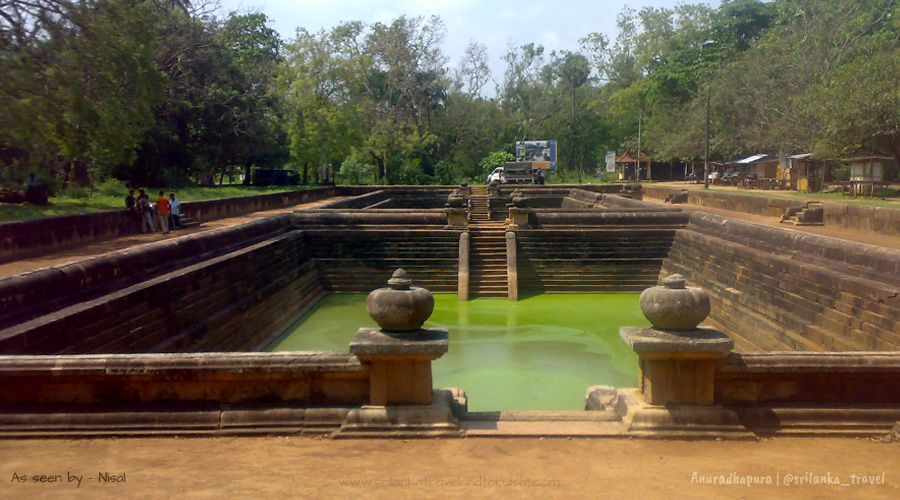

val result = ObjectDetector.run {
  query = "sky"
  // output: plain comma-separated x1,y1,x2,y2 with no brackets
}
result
218,0,719,93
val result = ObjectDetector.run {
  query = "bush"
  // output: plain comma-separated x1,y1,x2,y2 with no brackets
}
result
479,151,514,177
96,179,130,197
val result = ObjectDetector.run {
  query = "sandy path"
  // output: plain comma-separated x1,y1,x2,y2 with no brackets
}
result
0,436,896,499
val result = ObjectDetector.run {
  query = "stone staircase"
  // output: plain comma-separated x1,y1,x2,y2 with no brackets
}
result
468,186,508,298
780,202,824,226
468,186,491,223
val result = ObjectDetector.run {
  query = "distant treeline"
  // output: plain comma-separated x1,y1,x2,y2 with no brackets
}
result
1,0,897,189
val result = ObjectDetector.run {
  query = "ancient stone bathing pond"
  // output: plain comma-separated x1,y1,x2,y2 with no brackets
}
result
270,294,645,411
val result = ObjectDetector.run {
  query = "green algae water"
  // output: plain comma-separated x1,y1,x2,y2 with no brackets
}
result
269,294,646,411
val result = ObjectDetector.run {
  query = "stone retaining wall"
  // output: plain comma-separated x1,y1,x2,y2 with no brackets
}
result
318,187,453,209
0,187,336,263
517,229,677,293
715,352,900,405
302,228,461,293
642,185,900,236
662,213,900,352
0,215,294,330
530,211,689,227
0,229,324,355
0,352,367,406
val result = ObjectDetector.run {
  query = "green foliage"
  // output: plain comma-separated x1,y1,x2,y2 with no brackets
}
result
832,164,852,182
338,156,375,184
2,0,897,194
434,161,454,184
479,151,515,176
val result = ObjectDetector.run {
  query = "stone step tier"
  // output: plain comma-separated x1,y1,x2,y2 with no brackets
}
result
661,228,899,353
515,229,676,293
468,193,491,222
780,202,824,226
0,231,321,355
303,229,461,293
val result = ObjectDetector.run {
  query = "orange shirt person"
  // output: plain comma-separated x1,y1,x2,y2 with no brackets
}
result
155,191,171,234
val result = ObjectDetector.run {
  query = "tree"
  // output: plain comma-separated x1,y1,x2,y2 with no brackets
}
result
454,41,492,97
556,52,590,178
363,16,449,183
0,0,163,187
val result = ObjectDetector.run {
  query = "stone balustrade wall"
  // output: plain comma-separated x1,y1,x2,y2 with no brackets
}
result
0,187,337,262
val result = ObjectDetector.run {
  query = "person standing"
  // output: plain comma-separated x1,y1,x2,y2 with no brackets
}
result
137,189,154,233
155,191,170,234
125,190,141,232
168,193,181,229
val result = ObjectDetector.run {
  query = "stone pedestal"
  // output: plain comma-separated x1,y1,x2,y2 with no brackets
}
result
342,328,459,437
349,327,449,406
619,326,733,406
508,207,532,229
444,207,467,228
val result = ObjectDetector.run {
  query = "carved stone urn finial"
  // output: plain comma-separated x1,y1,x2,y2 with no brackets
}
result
638,274,710,331
366,269,435,333
446,189,466,208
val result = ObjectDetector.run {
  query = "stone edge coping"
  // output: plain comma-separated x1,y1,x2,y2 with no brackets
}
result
619,326,735,353
349,327,449,356
0,351,363,375
718,351,900,373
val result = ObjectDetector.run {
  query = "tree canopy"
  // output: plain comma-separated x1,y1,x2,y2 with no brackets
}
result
1,0,897,189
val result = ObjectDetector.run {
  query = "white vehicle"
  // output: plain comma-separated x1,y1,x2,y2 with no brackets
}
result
487,167,505,184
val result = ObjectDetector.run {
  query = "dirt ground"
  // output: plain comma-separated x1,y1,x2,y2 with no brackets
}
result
0,436,897,499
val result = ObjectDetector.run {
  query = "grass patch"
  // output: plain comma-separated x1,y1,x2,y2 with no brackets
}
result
0,184,316,223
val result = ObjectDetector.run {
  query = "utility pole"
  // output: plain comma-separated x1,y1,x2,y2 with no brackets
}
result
572,86,579,183
637,113,642,181
703,84,710,189
702,39,714,190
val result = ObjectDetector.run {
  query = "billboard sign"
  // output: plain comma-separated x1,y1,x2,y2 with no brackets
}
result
516,140,557,168
605,151,616,172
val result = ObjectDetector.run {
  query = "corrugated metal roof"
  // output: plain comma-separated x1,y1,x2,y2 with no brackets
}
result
736,154,769,164
788,153,813,159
